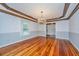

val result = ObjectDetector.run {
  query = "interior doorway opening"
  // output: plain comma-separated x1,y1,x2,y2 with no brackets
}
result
46,23,56,37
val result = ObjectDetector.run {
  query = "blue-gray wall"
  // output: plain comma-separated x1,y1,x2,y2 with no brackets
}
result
69,10,79,51
0,12,46,48
55,20,69,39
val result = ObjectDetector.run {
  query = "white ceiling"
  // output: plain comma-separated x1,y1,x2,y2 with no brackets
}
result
7,3,64,19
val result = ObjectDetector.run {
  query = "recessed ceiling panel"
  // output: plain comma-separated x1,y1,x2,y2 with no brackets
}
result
6,3,64,19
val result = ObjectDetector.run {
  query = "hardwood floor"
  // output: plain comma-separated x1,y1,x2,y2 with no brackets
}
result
0,36,79,56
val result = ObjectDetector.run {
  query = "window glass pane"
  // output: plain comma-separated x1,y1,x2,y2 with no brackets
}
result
23,21,29,35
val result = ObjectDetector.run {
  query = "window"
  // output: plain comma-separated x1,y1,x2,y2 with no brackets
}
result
23,21,29,35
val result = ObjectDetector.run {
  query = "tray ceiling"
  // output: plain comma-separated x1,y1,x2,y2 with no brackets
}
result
6,3,64,20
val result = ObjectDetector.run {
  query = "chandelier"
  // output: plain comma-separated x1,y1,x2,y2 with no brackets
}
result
38,11,46,24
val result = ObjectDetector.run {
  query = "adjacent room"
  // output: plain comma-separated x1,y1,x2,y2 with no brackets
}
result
0,3,79,56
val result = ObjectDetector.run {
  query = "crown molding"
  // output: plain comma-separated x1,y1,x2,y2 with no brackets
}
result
0,9,37,22
0,3,37,22
47,3,70,22
47,3,79,23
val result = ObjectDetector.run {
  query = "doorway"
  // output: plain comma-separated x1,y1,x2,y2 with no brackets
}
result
46,23,56,37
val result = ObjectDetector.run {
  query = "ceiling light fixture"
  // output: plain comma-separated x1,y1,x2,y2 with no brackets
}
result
38,11,46,24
